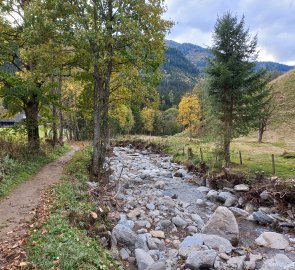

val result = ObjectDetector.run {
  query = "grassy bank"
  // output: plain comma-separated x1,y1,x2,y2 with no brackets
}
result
26,148,118,270
126,133,295,180
0,144,70,199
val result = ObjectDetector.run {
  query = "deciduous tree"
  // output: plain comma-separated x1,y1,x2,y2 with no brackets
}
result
177,94,201,141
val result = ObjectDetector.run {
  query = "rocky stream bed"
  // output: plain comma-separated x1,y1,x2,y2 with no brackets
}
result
102,146,295,269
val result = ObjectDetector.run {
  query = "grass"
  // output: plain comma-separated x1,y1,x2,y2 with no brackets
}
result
0,144,70,199
26,148,118,270
127,132,295,180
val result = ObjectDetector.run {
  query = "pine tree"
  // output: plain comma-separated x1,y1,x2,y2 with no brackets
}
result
206,12,268,166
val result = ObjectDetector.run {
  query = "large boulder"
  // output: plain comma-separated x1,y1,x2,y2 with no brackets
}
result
135,249,155,270
185,250,217,269
202,206,239,245
255,232,289,250
112,224,137,248
260,254,294,270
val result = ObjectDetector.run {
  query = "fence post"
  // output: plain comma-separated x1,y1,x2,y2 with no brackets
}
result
200,148,204,161
272,154,275,175
188,148,193,160
239,151,243,165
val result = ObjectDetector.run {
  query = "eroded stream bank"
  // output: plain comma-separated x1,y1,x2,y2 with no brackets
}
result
104,146,295,269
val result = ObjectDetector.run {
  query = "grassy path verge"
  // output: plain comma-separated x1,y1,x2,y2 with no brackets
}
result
0,145,71,200
26,148,118,270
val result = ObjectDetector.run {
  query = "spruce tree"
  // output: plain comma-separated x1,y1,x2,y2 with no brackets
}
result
206,13,268,166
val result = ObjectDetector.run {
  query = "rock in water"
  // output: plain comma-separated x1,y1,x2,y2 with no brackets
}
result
112,224,137,248
255,232,289,249
135,249,155,270
185,250,217,269
202,206,239,245
260,254,294,270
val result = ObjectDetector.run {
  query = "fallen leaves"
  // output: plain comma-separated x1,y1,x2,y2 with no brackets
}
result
0,188,55,270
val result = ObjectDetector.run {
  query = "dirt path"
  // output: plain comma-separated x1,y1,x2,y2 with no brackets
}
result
0,145,79,241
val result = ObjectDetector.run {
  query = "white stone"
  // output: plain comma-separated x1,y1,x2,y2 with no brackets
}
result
255,232,289,249
260,254,295,270
234,184,250,191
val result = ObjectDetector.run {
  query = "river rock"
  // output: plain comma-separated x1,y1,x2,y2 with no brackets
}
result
260,190,271,200
147,237,165,251
234,184,250,192
201,234,233,253
150,230,165,239
135,249,155,270
191,214,205,229
146,261,166,270
217,191,235,203
146,203,155,210
119,248,130,260
159,219,171,229
172,216,188,227
185,250,217,269
202,206,239,245
206,190,219,201
229,207,250,217
135,234,149,251
127,208,142,219
255,232,289,249
155,181,165,189
226,255,246,270
260,254,295,270
253,210,274,225
112,224,137,248
178,235,204,257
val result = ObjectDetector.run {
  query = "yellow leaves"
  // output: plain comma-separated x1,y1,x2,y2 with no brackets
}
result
111,104,134,132
177,94,201,127
141,107,155,133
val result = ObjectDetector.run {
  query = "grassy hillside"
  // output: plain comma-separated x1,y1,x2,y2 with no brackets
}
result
268,68,295,135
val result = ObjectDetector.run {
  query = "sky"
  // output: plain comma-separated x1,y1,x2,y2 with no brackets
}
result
164,0,295,65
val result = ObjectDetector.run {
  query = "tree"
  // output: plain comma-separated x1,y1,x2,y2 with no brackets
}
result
177,94,201,141
112,104,134,134
41,0,171,176
206,13,268,166
162,108,181,135
141,107,155,135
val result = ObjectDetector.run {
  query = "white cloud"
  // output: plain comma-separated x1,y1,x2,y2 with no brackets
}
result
164,0,295,65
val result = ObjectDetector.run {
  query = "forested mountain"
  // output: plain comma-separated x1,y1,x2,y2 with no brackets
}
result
158,47,199,109
158,40,294,108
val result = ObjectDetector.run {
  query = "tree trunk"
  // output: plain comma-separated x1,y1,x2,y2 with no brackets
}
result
24,94,40,151
189,124,192,141
51,77,58,147
258,128,263,143
44,122,48,138
52,104,58,146
92,62,103,176
224,135,231,167
58,77,64,146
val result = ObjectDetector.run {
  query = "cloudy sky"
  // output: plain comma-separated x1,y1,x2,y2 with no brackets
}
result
164,0,295,65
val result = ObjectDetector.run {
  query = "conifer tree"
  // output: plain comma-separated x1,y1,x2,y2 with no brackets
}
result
206,13,268,166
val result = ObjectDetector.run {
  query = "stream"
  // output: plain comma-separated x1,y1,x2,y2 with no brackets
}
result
107,146,295,269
